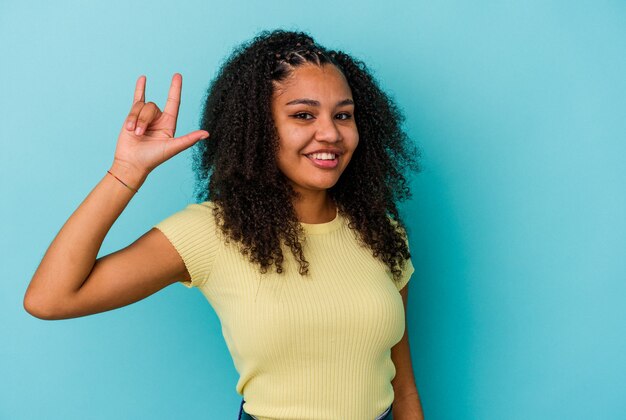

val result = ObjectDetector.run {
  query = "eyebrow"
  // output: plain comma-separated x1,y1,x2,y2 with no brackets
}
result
285,98,354,107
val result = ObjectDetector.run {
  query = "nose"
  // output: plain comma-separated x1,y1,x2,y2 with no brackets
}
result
314,115,342,143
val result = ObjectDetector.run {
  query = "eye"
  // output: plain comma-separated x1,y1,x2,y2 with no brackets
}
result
291,112,314,120
335,112,352,120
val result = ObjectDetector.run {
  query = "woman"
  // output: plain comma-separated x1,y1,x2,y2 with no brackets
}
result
24,30,424,419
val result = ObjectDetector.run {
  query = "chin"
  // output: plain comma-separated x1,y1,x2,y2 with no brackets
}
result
292,179,340,193
312,178,341,190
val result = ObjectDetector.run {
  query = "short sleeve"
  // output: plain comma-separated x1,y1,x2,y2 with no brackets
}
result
389,217,415,291
153,201,221,288
395,256,415,291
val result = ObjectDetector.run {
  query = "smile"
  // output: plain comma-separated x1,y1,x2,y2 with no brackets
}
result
308,152,336,160
306,152,339,169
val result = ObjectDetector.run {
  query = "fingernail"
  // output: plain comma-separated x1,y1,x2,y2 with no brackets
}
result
135,127,143,136
126,120,135,130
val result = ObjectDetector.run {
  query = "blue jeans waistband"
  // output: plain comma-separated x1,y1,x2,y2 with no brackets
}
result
237,400,393,419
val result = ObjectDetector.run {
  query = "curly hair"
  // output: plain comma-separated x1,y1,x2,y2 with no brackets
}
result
192,29,421,281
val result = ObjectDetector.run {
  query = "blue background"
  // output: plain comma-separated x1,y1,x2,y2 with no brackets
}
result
1,1,625,419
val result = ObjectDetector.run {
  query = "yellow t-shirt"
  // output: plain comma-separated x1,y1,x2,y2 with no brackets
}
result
154,201,414,420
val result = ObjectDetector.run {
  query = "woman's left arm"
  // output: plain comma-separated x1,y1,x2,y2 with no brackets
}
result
391,284,425,419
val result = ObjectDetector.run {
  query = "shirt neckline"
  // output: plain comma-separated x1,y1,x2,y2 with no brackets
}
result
299,207,342,234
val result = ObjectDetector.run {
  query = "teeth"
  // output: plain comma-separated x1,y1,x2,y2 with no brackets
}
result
309,152,336,160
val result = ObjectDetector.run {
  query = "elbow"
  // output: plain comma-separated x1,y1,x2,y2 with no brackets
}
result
23,292,60,320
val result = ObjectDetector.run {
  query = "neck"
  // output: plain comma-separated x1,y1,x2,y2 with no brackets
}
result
292,190,336,224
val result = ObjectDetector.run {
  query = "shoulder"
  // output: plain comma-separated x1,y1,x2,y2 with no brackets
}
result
386,214,409,238
152,200,221,242
385,214,414,290
184,200,217,213
152,201,223,289
156,200,216,223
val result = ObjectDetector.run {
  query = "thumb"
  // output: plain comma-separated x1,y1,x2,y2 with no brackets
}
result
164,130,210,159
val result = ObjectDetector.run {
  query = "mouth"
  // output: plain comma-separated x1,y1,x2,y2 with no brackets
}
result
305,152,339,169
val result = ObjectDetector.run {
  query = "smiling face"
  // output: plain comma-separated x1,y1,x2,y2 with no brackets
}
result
271,63,359,197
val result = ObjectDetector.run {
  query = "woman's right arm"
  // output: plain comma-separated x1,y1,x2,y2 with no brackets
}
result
23,74,209,320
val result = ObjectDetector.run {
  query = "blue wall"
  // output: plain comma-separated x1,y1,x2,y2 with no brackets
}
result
1,1,624,419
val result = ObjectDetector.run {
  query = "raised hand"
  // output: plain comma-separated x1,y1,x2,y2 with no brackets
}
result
112,74,209,179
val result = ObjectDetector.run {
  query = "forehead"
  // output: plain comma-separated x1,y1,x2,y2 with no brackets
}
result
272,64,353,104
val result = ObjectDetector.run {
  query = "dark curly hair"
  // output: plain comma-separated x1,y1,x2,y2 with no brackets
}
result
192,29,421,281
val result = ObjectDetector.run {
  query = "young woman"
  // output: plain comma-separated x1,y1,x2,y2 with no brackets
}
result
24,30,424,420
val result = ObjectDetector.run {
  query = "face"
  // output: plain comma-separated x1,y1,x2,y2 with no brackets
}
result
271,63,359,196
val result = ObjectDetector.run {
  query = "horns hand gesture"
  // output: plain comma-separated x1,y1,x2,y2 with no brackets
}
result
112,73,209,177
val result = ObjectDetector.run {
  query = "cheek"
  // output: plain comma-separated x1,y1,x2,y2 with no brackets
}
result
342,131,359,166
277,127,309,155
275,137,303,173
345,128,359,151
275,146,292,170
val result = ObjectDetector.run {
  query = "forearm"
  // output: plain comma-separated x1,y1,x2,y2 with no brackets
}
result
391,334,423,418
391,341,424,419
393,389,424,420
25,160,147,313
391,285,425,419
391,334,418,396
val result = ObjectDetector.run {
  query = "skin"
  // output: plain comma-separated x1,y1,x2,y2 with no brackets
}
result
271,63,359,224
24,71,424,418
392,285,426,419
273,64,424,418
24,74,203,320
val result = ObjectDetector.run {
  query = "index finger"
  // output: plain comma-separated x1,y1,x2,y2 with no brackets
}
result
163,73,182,120
133,75,146,104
